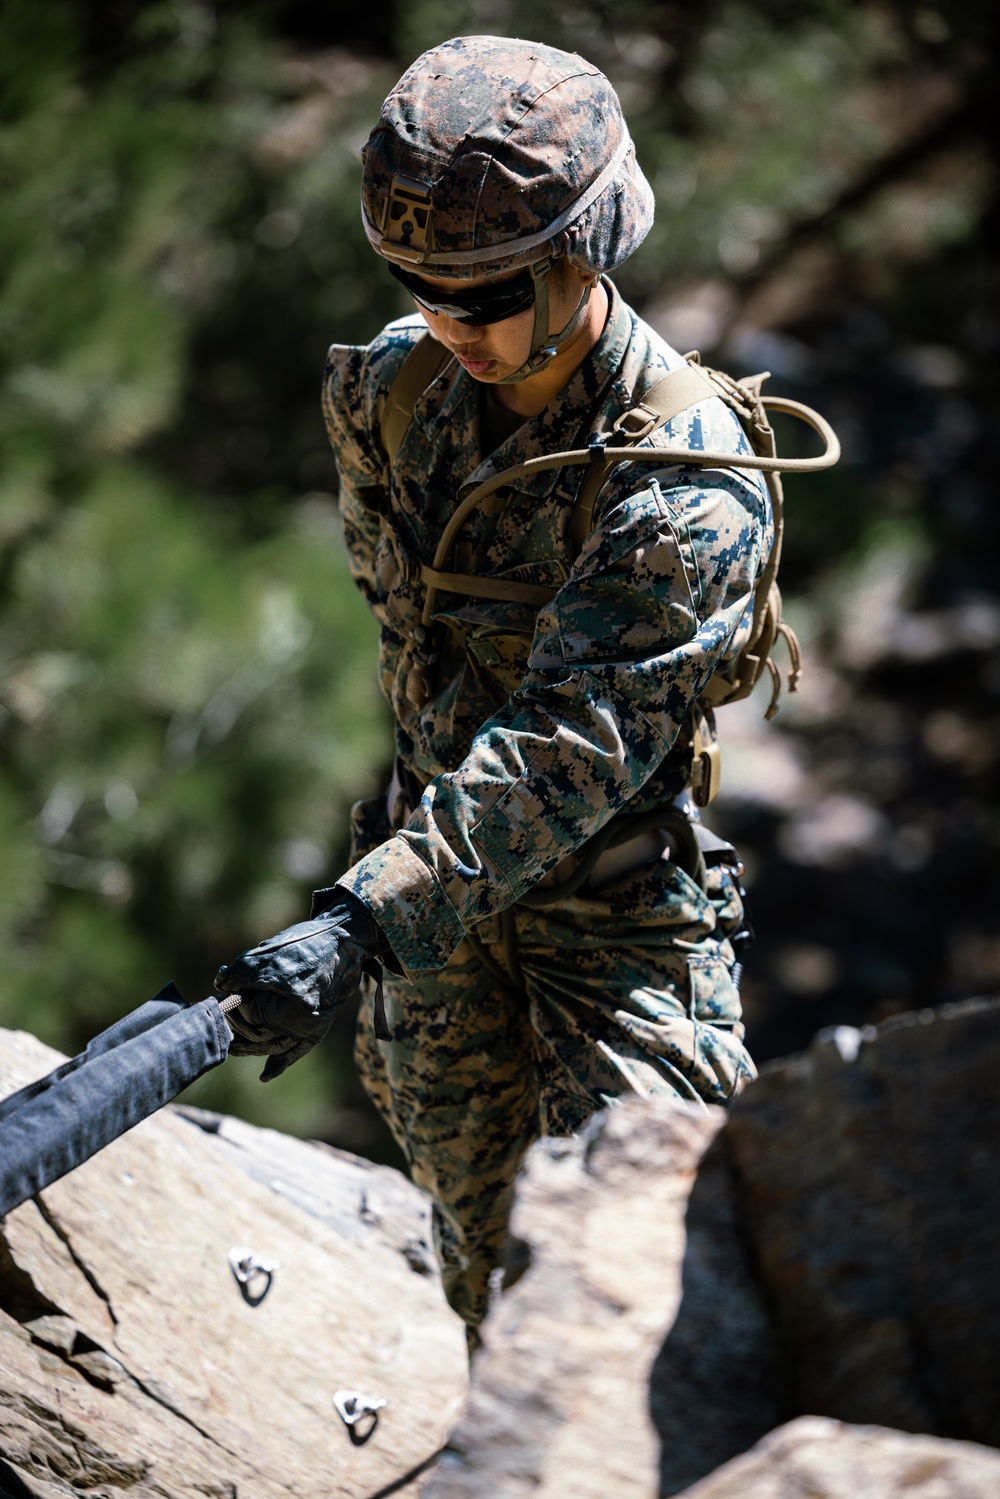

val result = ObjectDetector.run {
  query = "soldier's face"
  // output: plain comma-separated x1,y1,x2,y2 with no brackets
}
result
404,264,594,382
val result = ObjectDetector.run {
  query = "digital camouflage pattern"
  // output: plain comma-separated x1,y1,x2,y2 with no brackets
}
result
354,854,751,1330
360,35,654,279
323,281,768,1329
325,282,771,971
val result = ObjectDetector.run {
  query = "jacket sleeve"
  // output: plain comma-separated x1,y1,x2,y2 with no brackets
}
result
338,405,772,975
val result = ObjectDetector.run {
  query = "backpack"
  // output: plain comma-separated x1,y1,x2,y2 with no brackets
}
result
377,333,838,805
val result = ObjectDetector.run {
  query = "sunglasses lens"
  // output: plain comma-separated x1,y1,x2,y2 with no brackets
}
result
387,264,535,324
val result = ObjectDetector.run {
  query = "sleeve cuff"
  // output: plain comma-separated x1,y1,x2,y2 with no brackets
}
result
334,835,468,975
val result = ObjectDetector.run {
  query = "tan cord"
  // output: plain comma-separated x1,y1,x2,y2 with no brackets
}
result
419,395,840,627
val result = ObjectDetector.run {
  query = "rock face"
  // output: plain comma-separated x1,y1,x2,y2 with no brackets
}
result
0,1027,467,1499
727,997,1000,1446
677,1415,1000,1498
3,996,999,1499
423,996,1000,1498
423,1100,783,1499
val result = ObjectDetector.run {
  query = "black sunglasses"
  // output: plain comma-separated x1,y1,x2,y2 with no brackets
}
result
387,262,536,326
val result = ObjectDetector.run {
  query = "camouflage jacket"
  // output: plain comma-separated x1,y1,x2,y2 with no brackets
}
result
322,284,771,974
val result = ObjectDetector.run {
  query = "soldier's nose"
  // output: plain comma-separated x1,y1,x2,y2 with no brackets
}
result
446,319,485,347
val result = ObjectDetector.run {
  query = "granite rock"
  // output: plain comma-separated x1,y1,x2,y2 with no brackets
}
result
726,997,1000,1445
675,1414,1000,1497
422,1097,783,1499
0,1027,467,1499
4,992,999,1499
419,996,1000,1497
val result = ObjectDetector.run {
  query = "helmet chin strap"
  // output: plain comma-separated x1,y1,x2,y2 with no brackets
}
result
493,259,594,385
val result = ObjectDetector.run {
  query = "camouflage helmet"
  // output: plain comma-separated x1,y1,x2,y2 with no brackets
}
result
360,35,655,282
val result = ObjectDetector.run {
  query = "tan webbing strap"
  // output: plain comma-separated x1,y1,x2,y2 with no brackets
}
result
570,360,718,551
418,565,557,608
688,701,722,807
699,399,787,718
398,362,720,666
616,362,718,438
411,393,838,634
381,334,454,463
379,336,838,712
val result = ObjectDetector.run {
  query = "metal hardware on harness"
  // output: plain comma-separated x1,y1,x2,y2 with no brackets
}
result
691,742,722,808
334,1389,387,1445
228,1246,279,1307
611,404,659,440
689,705,722,808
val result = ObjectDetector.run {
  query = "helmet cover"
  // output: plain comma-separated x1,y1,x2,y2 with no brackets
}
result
361,35,655,280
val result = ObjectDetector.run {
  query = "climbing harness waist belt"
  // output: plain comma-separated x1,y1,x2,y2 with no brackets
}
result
381,760,741,1004
537,826,676,894
387,758,715,906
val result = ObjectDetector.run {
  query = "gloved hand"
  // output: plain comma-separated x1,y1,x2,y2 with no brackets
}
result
214,889,384,1081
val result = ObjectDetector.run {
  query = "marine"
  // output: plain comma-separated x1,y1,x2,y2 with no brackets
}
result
214,35,834,1346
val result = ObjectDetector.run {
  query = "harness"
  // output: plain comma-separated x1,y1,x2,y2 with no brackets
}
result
379,330,839,806
370,331,838,1000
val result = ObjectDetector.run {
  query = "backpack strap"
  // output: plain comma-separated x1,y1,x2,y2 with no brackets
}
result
376,335,835,738
382,340,719,552
697,384,794,722
570,360,717,550
380,333,454,464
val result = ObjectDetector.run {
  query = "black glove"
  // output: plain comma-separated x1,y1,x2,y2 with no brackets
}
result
215,889,385,1081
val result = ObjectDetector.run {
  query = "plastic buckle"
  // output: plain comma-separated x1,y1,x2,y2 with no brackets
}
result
691,743,722,808
612,404,658,441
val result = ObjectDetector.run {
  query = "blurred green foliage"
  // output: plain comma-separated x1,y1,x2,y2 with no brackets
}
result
0,0,995,1143
0,0,398,1137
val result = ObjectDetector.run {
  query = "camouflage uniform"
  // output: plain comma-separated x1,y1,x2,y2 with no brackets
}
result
323,286,767,1329
318,36,767,1333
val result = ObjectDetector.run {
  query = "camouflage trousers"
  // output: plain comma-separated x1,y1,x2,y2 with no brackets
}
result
355,854,755,1335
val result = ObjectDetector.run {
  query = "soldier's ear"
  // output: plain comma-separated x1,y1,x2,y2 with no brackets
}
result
561,259,598,292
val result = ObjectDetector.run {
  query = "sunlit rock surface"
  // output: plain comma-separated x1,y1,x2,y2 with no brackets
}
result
422,1097,783,1499
423,996,1000,1497
3,995,998,1498
0,1028,467,1499
677,1415,1000,1497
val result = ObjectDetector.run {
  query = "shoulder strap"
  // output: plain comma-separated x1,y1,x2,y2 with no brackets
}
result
570,360,717,550
569,355,804,730
380,333,453,464
614,362,718,440
382,341,828,729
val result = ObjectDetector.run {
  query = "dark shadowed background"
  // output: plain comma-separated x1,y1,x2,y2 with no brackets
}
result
1,0,996,1161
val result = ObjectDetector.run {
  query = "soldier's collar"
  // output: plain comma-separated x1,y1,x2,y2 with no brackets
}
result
456,280,635,498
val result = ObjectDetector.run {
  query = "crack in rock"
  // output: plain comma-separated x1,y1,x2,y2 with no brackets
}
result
33,1199,118,1328
1,1220,252,1475
0,1227,63,1326
25,1316,129,1394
